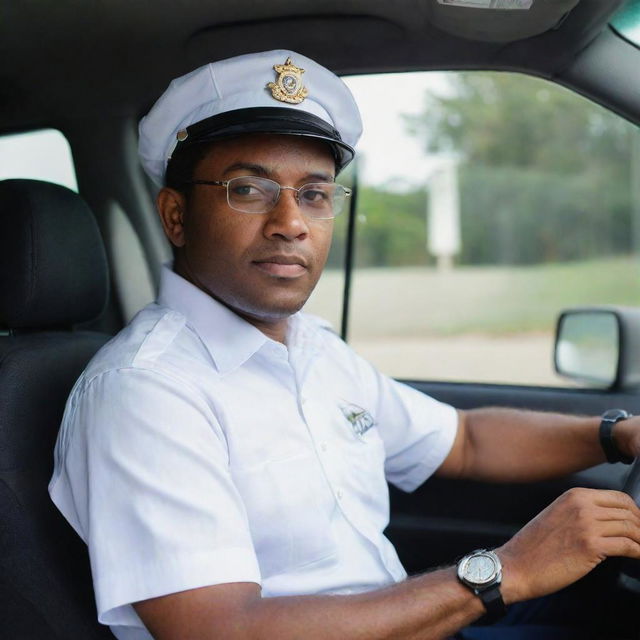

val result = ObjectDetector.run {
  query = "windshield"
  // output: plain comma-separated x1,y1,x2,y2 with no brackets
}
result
611,0,640,47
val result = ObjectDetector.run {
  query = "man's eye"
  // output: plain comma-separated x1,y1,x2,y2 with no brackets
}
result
231,183,263,198
302,188,330,203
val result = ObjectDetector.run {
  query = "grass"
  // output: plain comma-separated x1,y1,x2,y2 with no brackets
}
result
305,256,640,338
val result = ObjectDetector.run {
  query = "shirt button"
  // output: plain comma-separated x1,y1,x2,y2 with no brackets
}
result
336,489,344,500
300,396,307,405
320,442,328,452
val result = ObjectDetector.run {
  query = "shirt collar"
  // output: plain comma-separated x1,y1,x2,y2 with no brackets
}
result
156,264,273,374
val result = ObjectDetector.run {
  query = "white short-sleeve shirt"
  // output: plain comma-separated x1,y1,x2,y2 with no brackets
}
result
49,265,458,640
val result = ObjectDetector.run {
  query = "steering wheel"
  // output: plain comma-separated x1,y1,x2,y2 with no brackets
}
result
622,457,640,500
620,457,640,581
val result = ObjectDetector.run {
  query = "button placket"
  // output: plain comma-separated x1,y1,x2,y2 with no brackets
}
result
290,341,352,517
295,385,345,509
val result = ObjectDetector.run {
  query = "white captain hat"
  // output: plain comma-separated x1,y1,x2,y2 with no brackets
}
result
139,49,363,185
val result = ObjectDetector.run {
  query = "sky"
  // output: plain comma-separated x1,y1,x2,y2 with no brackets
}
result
345,72,449,188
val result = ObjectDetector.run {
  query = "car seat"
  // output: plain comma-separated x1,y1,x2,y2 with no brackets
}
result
0,179,114,638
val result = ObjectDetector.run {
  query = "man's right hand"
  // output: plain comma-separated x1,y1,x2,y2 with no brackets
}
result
496,487,640,603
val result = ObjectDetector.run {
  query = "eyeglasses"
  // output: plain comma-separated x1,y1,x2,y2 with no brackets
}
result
184,176,352,219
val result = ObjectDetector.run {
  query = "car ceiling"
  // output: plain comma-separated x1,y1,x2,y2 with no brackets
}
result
0,0,632,133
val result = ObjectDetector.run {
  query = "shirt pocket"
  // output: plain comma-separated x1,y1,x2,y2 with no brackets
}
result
340,425,389,516
232,453,338,578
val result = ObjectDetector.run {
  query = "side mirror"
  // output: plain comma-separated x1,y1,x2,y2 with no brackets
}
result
554,307,640,390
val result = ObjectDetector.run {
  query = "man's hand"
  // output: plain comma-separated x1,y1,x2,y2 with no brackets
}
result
497,487,640,603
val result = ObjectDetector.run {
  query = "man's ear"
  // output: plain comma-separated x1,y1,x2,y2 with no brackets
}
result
157,187,188,248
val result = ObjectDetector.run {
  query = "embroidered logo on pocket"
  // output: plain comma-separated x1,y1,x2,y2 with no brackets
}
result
340,402,375,438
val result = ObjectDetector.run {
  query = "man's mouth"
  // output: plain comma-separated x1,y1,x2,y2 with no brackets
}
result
252,255,308,278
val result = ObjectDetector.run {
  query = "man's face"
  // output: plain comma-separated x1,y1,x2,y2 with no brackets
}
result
165,134,336,329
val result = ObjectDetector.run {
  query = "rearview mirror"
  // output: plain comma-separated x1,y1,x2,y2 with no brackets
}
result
554,307,640,390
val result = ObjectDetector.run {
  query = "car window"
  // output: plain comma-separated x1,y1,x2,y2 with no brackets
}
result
304,71,640,387
0,129,78,191
612,0,640,48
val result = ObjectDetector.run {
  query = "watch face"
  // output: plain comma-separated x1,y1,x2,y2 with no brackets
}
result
603,409,629,422
463,553,498,585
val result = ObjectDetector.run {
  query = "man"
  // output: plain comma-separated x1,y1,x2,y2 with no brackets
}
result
49,50,640,640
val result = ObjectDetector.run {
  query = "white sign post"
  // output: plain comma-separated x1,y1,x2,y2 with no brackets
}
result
427,156,461,271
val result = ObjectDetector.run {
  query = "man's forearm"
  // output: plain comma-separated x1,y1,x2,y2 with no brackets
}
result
136,484,640,640
455,407,604,483
243,569,485,640
135,568,488,640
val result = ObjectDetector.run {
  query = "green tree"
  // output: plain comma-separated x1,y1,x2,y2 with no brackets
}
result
354,186,429,268
405,72,633,175
325,174,429,270
404,71,636,265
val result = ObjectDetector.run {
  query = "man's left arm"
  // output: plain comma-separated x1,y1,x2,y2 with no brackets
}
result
437,407,640,482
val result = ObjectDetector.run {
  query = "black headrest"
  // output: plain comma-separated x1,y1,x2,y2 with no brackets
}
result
0,179,109,329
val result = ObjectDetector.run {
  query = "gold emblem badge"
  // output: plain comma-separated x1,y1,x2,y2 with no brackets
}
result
267,57,308,104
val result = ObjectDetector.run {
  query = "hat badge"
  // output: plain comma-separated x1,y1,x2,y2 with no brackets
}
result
267,57,308,104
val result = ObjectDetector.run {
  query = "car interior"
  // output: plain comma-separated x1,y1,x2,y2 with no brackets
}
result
2,1,640,638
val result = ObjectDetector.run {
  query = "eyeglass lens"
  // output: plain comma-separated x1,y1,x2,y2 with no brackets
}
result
226,176,348,218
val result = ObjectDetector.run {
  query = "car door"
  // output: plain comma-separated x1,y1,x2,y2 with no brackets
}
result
304,67,640,573
391,382,638,573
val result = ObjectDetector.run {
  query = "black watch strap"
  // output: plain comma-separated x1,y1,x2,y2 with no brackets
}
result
475,584,507,621
457,550,507,622
599,409,634,464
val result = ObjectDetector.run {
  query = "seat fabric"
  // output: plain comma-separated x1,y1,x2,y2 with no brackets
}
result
0,179,114,638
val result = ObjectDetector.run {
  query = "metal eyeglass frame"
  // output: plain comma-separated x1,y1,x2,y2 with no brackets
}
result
183,175,352,219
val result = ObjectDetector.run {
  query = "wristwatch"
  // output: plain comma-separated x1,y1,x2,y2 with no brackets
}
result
599,409,634,464
457,549,506,620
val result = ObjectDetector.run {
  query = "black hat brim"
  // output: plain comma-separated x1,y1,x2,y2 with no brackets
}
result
173,106,355,173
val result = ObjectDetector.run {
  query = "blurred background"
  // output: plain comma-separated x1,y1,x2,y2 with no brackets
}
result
306,70,640,387
2,70,638,387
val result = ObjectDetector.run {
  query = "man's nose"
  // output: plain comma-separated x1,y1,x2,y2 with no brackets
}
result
263,188,310,240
